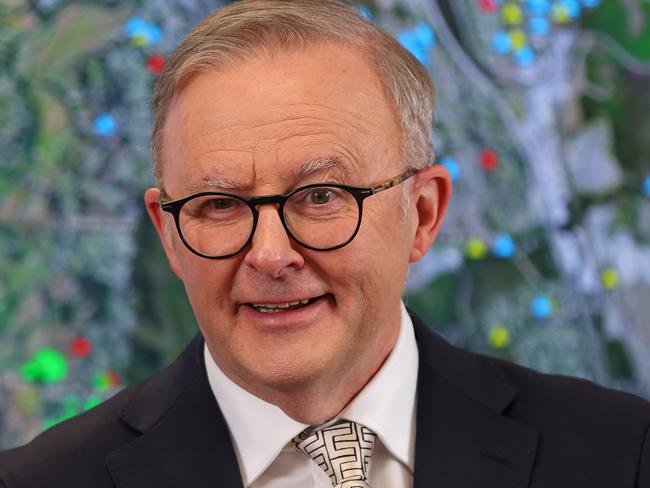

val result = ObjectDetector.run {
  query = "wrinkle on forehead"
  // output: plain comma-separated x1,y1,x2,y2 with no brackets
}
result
181,155,357,197
182,117,368,185
184,106,376,153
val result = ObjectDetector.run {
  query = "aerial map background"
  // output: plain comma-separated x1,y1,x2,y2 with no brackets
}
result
1,0,649,449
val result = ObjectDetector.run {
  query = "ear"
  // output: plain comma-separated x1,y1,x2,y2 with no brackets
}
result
144,187,184,280
408,164,452,263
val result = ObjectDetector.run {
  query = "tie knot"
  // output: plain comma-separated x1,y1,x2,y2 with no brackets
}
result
293,419,376,487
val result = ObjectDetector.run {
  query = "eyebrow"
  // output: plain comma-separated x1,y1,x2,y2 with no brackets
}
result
186,175,247,193
179,156,350,195
292,157,344,179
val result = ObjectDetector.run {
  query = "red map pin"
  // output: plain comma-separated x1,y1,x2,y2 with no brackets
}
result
147,54,166,74
478,0,498,13
70,336,93,358
480,149,500,171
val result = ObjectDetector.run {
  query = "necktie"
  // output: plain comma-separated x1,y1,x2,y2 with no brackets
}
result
293,419,377,487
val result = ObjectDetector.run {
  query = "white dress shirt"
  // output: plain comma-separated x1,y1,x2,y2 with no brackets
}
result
204,302,419,487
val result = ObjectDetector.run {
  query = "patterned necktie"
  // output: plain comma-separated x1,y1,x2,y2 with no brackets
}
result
293,419,377,488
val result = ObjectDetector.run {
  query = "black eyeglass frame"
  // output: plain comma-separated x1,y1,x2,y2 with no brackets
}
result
160,168,421,259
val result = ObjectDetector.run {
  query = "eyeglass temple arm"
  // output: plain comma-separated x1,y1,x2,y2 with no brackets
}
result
158,188,171,206
369,168,419,195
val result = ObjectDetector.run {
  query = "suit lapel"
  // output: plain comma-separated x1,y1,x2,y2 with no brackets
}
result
105,334,243,488
410,313,539,488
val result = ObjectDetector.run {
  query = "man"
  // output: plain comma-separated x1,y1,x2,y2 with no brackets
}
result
1,1,648,487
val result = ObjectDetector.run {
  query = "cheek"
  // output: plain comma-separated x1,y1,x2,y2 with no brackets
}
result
178,254,237,312
361,205,412,261
357,209,412,289
317,211,409,301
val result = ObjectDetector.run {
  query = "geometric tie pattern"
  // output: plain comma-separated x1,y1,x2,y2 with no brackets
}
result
293,419,376,488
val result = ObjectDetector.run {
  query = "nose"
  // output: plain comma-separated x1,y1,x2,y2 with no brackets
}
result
243,205,305,278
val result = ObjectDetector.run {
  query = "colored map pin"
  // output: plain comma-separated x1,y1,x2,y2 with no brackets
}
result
509,29,528,50
529,16,551,36
528,0,551,16
70,336,92,358
493,234,516,258
466,237,489,260
94,113,116,137
480,149,500,171
478,0,499,13
531,294,554,319
440,157,461,181
489,323,511,349
21,348,68,384
600,267,620,290
147,54,166,74
515,46,536,66
492,31,513,53
502,3,523,25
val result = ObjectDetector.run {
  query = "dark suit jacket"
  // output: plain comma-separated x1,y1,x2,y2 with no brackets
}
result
1,312,649,487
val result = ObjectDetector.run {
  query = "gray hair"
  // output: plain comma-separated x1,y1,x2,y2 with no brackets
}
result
151,0,436,187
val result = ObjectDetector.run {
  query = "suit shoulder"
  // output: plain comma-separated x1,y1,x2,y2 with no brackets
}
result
0,334,204,487
0,381,142,487
485,353,650,428
477,354,650,485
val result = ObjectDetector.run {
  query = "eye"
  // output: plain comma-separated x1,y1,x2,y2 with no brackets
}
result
207,198,235,210
286,186,350,217
309,189,335,205
184,195,248,220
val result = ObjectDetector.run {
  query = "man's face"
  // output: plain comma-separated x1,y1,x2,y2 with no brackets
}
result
146,42,447,404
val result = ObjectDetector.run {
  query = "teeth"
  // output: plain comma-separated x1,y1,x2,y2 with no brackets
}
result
250,299,312,311
256,307,282,314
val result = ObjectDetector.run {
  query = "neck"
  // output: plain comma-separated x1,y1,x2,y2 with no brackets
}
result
272,324,399,424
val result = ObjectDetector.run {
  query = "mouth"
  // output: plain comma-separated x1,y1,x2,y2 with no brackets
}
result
243,294,328,314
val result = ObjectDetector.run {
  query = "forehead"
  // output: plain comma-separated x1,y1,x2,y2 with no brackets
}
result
161,42,402,193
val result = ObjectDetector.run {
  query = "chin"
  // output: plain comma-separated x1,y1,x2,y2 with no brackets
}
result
241,350,332,392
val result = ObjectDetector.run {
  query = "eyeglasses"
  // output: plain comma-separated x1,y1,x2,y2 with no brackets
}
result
160,168,421,259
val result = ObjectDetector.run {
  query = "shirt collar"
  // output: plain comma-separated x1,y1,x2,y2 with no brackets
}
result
339,302,418,472
204,302,419,485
